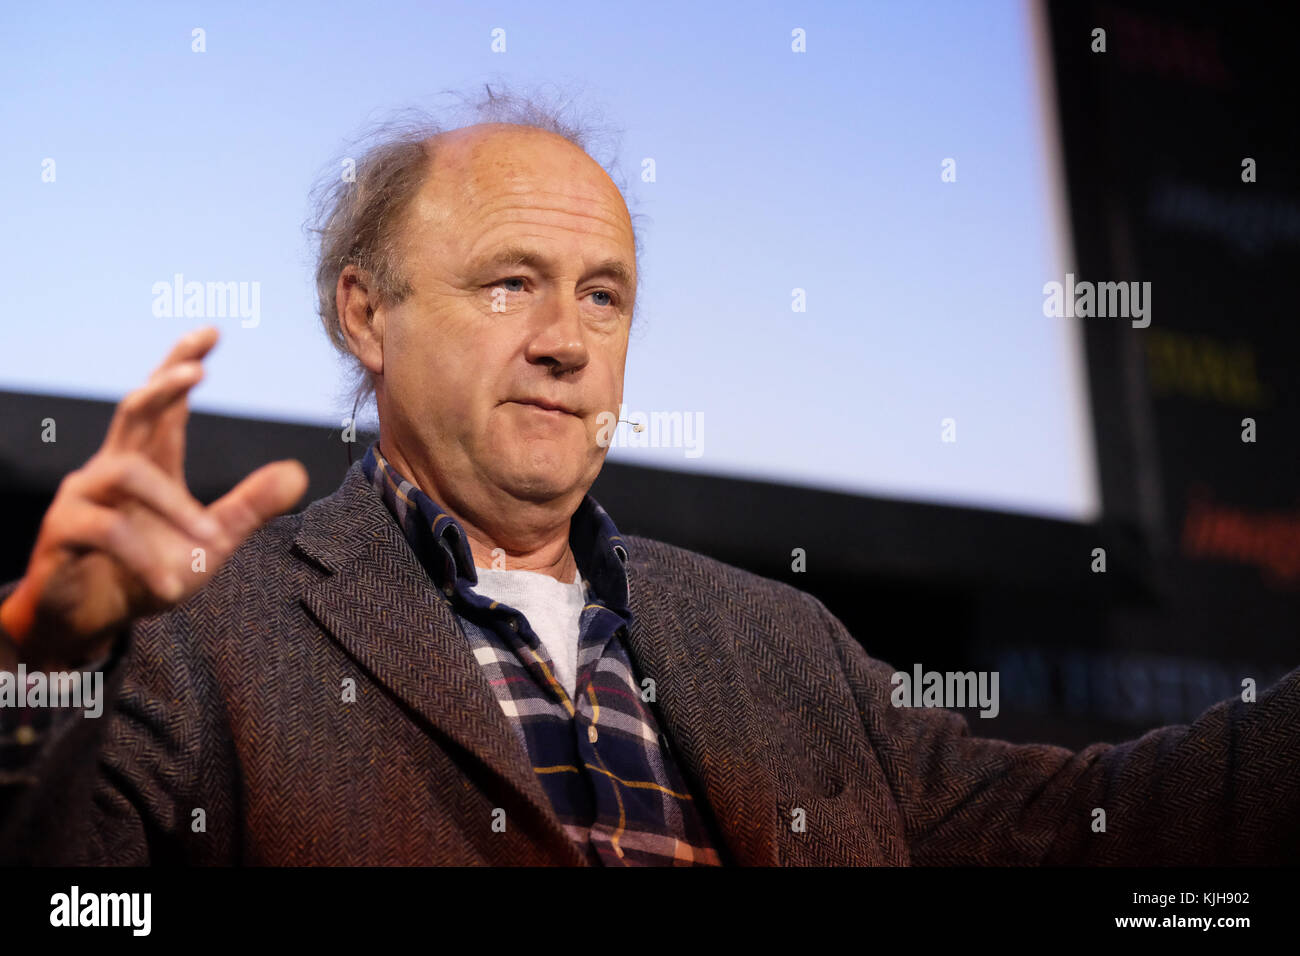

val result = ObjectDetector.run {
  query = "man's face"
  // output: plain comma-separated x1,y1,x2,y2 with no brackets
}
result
375,124,636,516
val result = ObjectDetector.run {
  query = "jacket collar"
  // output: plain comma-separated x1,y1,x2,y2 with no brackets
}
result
290,458,780,865
289,460,584,863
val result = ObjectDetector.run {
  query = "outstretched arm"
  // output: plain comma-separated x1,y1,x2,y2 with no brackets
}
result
814,592,1300,865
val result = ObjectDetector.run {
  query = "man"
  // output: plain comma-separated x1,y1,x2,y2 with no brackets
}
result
1,94,1296,865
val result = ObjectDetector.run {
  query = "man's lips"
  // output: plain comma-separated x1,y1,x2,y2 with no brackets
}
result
507,398,581,417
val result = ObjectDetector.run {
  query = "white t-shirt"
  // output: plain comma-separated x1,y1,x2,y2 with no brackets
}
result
469,567,586,700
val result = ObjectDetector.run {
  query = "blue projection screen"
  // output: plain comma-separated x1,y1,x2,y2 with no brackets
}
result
0,0,1098,522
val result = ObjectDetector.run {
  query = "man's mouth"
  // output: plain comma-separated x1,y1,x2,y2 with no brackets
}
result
508,398,580,417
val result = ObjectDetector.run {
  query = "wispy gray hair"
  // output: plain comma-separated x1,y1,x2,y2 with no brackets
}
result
308,82,641,418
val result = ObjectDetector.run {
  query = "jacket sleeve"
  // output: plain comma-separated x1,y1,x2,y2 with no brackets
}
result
811,592,1300,865
0,579,238,865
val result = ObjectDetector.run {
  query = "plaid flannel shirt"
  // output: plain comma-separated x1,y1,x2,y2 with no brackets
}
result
362,442,723,865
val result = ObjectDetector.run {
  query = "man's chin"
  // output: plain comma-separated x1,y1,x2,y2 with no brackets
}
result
493,468,586,505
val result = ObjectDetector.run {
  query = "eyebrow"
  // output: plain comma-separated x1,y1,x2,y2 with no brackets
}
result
470,245,636,294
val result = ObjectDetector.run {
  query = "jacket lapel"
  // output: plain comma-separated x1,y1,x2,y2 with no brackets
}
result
290,464,585,865
623,566,780,866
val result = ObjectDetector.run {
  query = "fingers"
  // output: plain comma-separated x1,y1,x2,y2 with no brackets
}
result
102,326,217,459
105,360,205,453
76,452,218,541
208,460,310,543
150,326,219,383
104,327,219,460
98,326,226,476
47,457,307,613
65,503,193,604
61,453,306,590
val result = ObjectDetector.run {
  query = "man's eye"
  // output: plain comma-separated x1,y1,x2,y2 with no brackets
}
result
590,290,615,307
496,277,526,293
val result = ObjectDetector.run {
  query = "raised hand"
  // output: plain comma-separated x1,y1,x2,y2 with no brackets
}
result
0,327,309,668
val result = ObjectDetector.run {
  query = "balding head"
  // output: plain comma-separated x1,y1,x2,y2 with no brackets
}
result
395,122,637,309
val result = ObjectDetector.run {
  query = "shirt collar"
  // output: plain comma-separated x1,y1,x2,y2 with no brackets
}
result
360,442,632,615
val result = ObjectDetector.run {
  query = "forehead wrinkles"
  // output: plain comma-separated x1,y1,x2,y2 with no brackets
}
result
402,132,634,270
474,191,632,242
467,147,630,220
418,190,634,275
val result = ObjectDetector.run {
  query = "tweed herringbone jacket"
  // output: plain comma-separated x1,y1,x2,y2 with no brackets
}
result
1,461,1297,865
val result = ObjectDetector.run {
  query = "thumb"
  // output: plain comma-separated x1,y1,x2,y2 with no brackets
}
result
209,460,310,544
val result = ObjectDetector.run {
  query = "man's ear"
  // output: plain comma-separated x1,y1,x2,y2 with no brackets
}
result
337,264,384,377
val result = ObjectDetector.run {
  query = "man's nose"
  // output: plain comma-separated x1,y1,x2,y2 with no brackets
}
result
525,291,589,375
